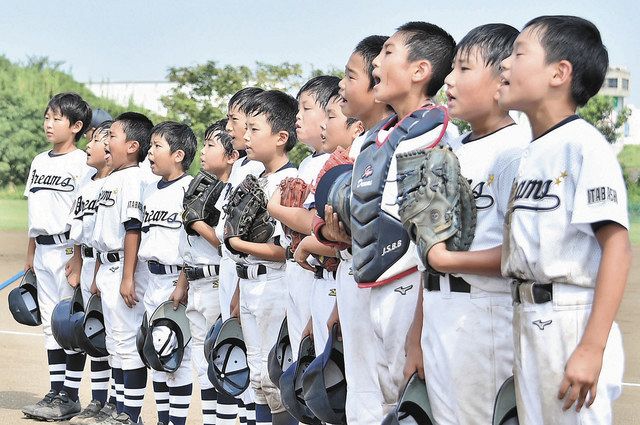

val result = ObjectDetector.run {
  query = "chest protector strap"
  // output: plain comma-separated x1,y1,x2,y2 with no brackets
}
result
350,106,448,286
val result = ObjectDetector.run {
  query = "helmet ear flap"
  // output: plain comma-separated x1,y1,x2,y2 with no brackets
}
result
280,336,321,424
8,269,41,326
381,373,436,425
139,301,191,373
77,294,108,358
207,317,250,397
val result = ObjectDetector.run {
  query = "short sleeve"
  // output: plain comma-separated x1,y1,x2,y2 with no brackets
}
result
571,142,628,229
120,176,144,224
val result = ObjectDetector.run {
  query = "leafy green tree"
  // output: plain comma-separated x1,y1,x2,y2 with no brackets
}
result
578,95,631,143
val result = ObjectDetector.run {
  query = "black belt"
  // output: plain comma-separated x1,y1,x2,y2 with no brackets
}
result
425,273,471,293
512,281,553,304
98,251,122,263
35,231,70,245
82,245,94,258
314,266,337,280
236,263,267,280
184,264,220,281
148,260,182,275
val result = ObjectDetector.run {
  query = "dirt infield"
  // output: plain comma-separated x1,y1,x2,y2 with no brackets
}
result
0,230,638,424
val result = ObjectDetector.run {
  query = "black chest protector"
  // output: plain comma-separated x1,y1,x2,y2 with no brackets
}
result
350,106,447,286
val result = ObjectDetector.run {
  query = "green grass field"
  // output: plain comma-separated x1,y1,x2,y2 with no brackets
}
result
0,199,27,231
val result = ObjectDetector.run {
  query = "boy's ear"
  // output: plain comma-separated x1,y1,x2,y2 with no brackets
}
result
276,130,289,147
70,120,84,135
227,149,240,165
126,140,140,155
172,149,185,163
349,120,365,140
411,59,433,85
550,59,573,88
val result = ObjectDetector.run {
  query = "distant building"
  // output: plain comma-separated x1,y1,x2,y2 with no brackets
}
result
600,66,631,110
84,80,177,116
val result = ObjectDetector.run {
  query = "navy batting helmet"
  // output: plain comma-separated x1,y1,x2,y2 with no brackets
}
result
137,301,191,373
267,317,293,390
8,269,41,326
493,376,519,425
51,286,85,352
76,294,108,357
302,324,347,424
381,373,435,425
280,335,321,425
206,317,250,397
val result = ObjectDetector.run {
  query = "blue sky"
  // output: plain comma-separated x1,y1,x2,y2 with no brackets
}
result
1,0,638,104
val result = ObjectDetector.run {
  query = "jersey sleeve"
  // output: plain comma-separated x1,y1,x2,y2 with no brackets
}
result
494,149,522,218
571,141,629,229
120,176,144,224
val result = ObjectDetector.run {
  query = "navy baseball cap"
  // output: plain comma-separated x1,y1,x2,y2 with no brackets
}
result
90,108,113,128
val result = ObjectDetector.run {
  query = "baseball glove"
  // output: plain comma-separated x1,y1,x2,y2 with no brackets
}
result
395,146,476,272
312,146,353,194
182,171,227,235
279,177,310,254
223,175,275,255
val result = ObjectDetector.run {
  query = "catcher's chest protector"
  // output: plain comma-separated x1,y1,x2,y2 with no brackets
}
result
351,107,447,286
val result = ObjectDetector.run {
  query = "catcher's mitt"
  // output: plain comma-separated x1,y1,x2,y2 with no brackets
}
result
395,146,476,272
182,171,227,235
223,175,275,255
279,177,309,254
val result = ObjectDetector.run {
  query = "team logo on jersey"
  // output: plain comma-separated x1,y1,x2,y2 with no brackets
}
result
97,190,117,207
532,319,552,330
587,186,618,205
472,181,495,210
141,208,182,231
356,164,374,188
73,195,100,217
394,284,413,295
328,288,336,297
510,178,560,212
29,170,75,193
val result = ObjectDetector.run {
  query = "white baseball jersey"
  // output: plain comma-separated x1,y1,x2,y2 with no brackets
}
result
69,174,104,246
446,124,528,292
140,157,161,186
230,163,298,268
90,166,145,253
179,219,224,267
24,149,92,237
138,174,193,266
502,116,629,288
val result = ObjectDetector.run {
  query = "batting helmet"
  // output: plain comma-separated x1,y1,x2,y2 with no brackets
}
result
267,317,293,390
51,286,85,351
280,335,321,425
314,163,353,235
206,317,250,397
8,269,41,326
381,373,435,425
203,315,222,362
302,324,347,424
493,376,519,425
76,294,108,358
137,301,191,373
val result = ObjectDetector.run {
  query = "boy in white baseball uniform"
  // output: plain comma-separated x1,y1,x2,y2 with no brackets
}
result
338,22,456,413
139,121,197,425
67,120,116,424
403,23,526,425
318,35,392,425
170,120,239,425
21,92,93,421
498,16,630,425
91,112,153,425
220,87,265,425
226,90,299,425
293,86,363,354
267,75,339,357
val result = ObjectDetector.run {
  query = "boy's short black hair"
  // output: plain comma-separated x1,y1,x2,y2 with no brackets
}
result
93,120,113,140
524,15,608,107
245,90,298,152
150,121,197,171
297,75,341,108
45,92,92,142
204,119,234,156
115,112,154,162
228,87,264,114
455,23,519,73
354,35,389,90
325,88,360,127
396,22,456,97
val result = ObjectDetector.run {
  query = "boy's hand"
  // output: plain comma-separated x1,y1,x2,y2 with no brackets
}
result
230,281,240,318
327,303,340,333
302,317,313,340
558,342,604,411
120,277,139,308
90,279,100,296
267,188,282,215
323,206,351,245
169,285,188,310
426,242,448,272
65,256,82,288
403,320,425,381
294,236,316,272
